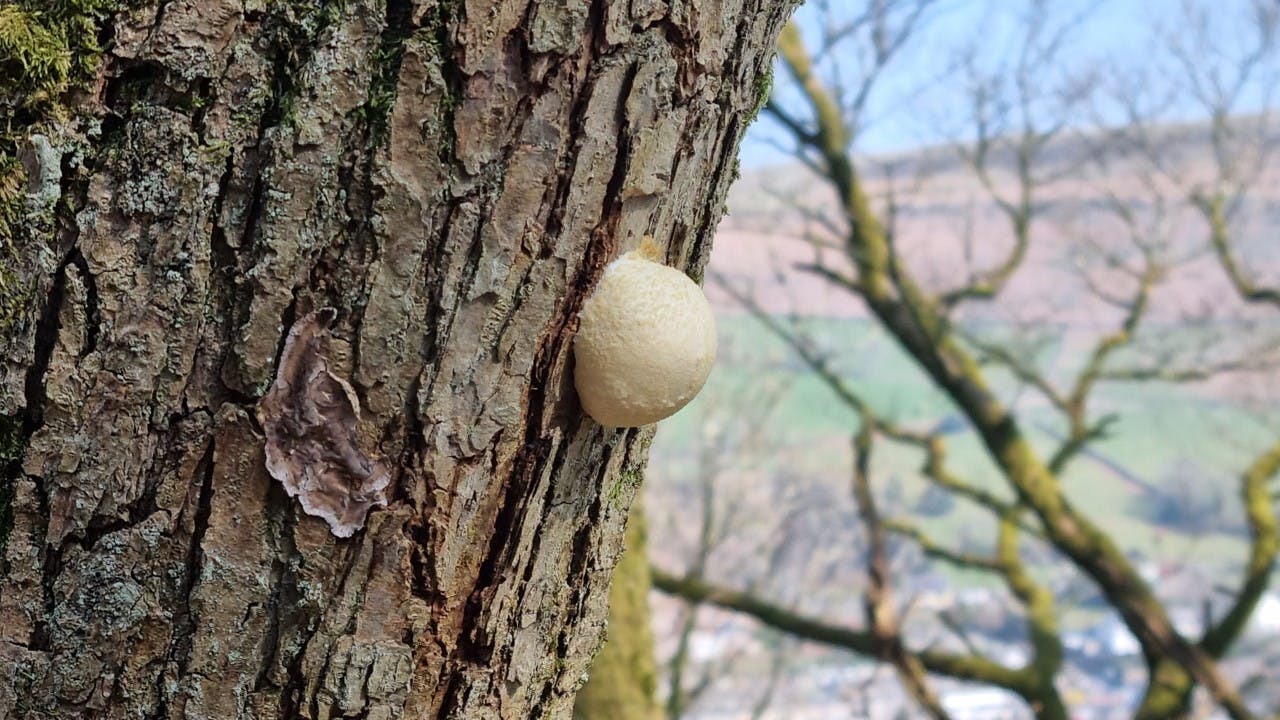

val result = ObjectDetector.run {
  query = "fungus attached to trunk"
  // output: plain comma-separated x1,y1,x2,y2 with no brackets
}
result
573,239,717,428
258,308,390,537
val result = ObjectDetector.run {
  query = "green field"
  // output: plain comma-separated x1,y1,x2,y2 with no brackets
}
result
652,313,1277,584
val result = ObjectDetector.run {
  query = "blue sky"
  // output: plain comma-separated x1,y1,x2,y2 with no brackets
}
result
741,0,1278,167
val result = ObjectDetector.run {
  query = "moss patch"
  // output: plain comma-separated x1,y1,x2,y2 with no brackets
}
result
607,467,643,508
0,5,74,107
0,0,145,329
747,64,773,126
0,0,140,109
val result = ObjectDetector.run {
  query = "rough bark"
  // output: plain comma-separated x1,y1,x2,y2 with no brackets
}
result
0,1,791,718
572,498,661,720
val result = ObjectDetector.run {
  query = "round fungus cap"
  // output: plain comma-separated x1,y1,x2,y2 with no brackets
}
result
573,240,717,428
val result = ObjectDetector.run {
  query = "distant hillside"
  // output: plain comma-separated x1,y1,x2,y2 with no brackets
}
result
709,115,1280,328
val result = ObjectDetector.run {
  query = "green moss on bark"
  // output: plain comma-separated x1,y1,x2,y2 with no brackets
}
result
0,0,146,329
0,0,142,108
0,5,73,106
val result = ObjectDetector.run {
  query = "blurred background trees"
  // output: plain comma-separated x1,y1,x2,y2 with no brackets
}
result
637,0,1280,718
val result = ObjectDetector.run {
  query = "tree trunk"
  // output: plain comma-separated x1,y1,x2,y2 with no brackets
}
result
0,1,790,718
573,498,661,720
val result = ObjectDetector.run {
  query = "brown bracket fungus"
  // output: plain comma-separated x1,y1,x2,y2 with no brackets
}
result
573,239,717,428
258,308,391,537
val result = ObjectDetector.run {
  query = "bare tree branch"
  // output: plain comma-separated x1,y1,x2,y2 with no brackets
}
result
884,519,1003,572
650,567,1032,694
852,427,954,720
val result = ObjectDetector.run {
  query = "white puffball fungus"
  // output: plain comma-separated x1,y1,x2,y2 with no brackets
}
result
574,239,717,428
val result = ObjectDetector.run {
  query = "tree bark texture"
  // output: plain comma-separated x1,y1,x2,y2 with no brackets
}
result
0,1,791,718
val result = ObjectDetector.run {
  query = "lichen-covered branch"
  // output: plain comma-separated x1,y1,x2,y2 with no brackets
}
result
993,511,1067,720
1200,441,1280,656
1202,192,1280,308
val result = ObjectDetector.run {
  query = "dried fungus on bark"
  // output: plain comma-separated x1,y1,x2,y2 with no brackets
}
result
258,308,390,537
